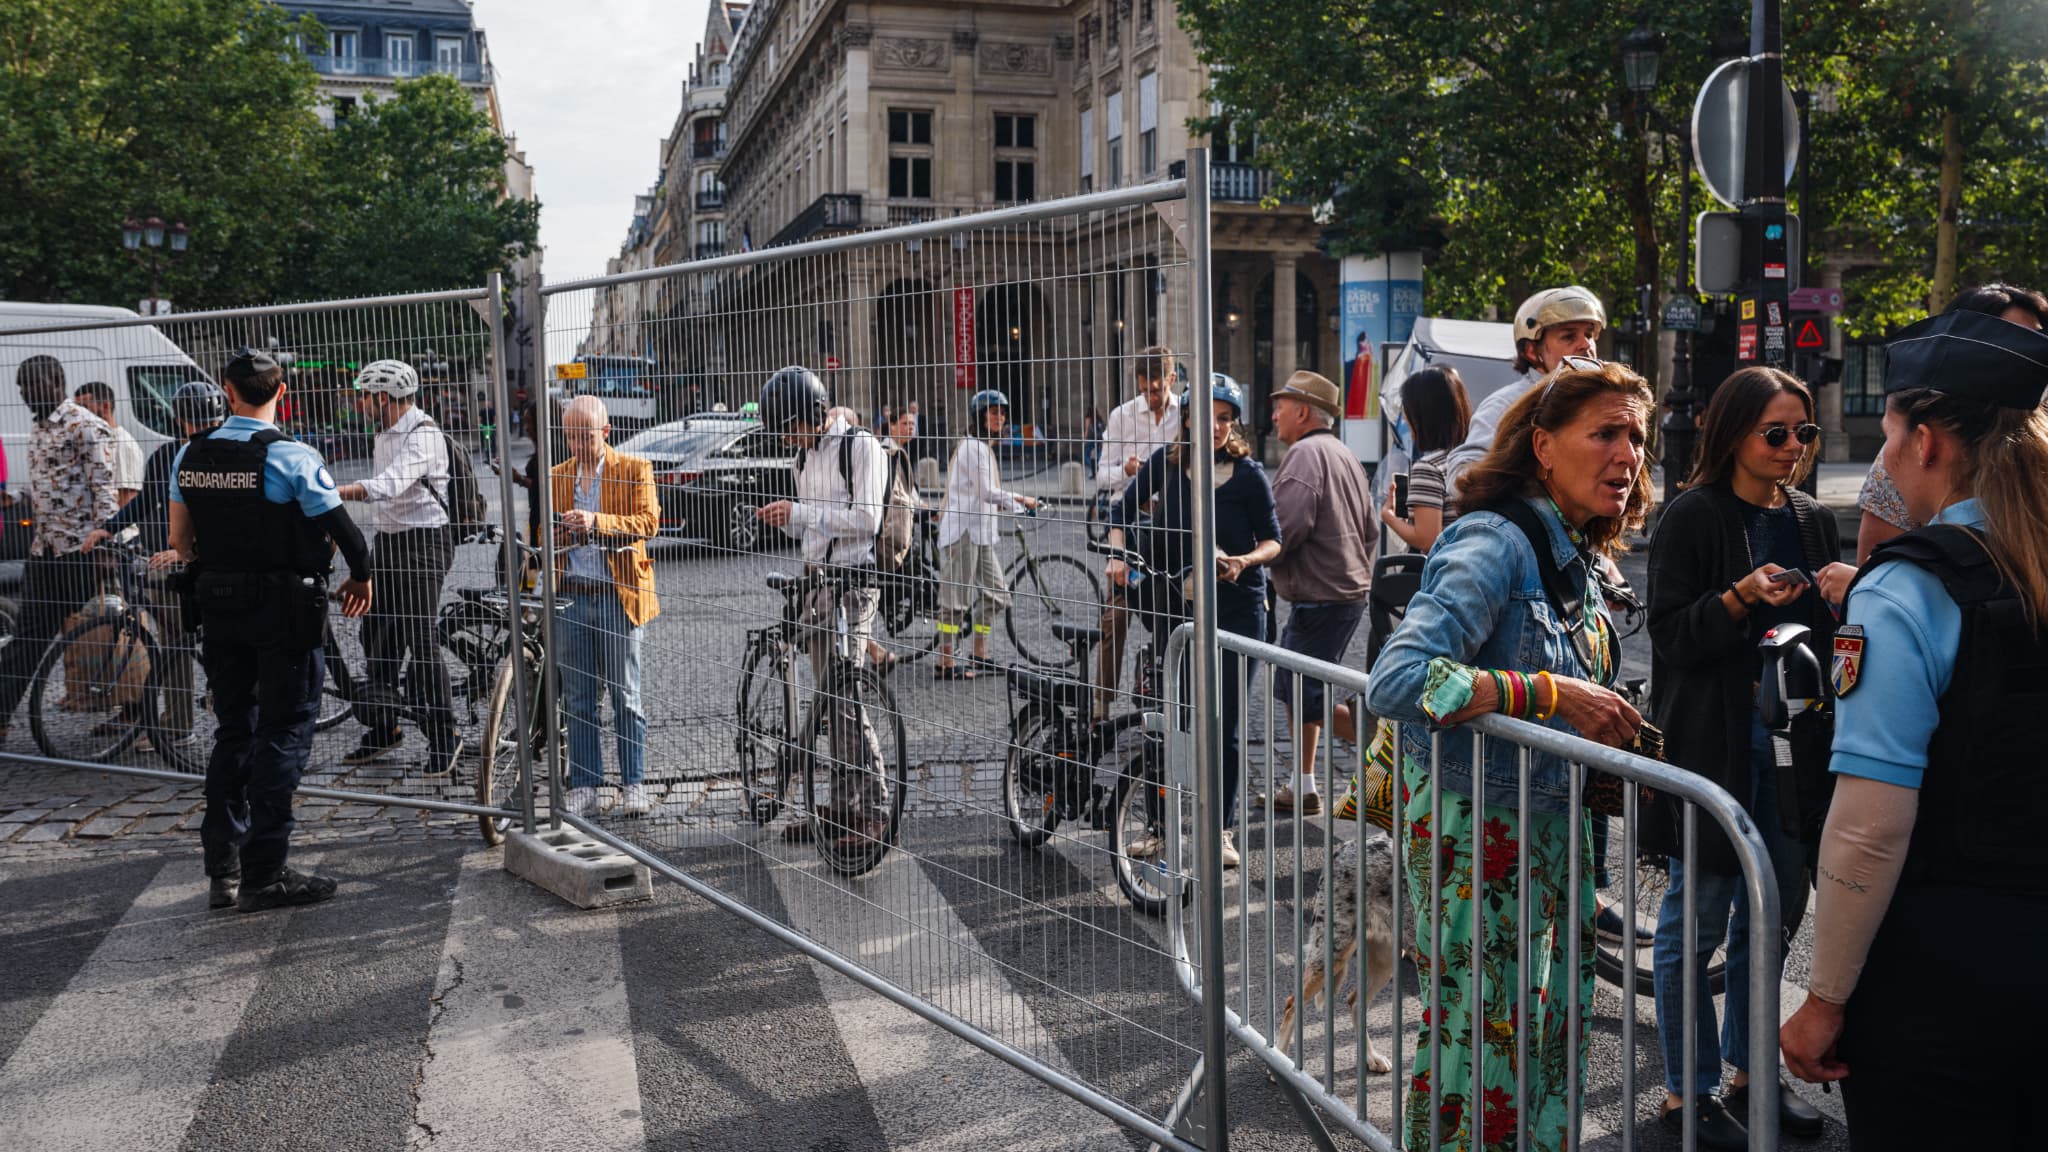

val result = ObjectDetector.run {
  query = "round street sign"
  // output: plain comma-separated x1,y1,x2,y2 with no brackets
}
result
1692,58,1802,210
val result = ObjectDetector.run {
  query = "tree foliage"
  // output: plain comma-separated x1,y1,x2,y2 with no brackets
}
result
1179,0,2048,339
299,74,540,299
0,0,325,307
0,2,539,310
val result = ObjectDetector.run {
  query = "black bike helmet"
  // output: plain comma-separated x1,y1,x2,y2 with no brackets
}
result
758,365,828,430
970,388,1010,423
173,379,229,427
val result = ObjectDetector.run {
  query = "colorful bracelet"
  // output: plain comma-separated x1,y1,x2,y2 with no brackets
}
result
1534,670,1559,721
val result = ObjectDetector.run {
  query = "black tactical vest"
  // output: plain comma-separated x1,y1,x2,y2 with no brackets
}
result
1857,525,2048,895
175,428,334,577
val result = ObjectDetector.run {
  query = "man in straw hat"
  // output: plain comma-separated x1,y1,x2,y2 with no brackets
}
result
1258,370,1378,815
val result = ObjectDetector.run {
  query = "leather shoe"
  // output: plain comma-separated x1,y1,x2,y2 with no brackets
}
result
1726,1075,1825,1138
1661,1095,1748,1151
208,874,240,910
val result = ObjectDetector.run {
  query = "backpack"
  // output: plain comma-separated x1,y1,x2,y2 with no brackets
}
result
834,428,919,572
417,418,491,538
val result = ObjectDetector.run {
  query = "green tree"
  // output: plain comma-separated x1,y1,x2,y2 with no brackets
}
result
298,73,540,300
0,0,325,307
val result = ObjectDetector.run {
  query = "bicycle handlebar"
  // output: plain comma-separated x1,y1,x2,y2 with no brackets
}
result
1085,539,1192,583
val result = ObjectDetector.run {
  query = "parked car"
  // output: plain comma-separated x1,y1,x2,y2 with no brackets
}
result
616,417,796,552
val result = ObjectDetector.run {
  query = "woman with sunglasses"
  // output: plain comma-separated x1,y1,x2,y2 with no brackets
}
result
1643,366,1847,1146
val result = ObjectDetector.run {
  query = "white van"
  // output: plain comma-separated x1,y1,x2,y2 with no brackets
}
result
0,302,210,453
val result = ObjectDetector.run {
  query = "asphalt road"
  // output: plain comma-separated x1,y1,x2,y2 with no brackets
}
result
0,441,1853,1151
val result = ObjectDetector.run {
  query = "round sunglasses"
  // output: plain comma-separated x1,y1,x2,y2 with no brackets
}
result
1756,423,1822,448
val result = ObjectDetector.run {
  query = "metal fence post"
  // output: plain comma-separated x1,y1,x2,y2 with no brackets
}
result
530,310,565,828
1183,144,1229,1152
486,271,538,835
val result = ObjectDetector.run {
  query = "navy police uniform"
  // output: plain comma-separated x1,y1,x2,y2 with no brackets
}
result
171,415,365,888
1825,310,2048,1148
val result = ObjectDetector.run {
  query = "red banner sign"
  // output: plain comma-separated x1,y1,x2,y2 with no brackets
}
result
953,286,976,390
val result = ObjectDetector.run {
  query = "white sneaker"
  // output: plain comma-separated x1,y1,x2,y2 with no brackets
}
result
1125,832,1164,860
620,784,653,816
1220,830,1241,869
562,787,598,817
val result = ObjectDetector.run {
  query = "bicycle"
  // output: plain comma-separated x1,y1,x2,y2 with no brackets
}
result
26,533,203,772
1001,541,1190,916
735,568,910,877
871,507,1101,672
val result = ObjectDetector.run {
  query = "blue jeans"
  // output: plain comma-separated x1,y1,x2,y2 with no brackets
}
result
1652,713,1801,1097
562,591,646,791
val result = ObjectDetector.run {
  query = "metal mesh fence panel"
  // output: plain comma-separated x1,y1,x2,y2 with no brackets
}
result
0,288,525,835
540,183,1222,1139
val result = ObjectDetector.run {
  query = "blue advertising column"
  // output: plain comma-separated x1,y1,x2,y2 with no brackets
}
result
1338,252,1423,462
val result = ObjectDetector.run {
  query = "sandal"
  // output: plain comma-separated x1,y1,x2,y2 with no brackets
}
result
933,663,975,681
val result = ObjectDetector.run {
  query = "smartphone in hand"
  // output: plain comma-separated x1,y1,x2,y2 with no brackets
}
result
1768,568,1813,587
1392,472,1411,520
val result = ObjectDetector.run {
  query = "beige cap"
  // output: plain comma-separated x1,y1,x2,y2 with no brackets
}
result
1270,370,1342,419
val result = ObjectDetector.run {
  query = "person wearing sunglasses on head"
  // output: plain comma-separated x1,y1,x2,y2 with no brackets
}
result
1643,366,1847,1146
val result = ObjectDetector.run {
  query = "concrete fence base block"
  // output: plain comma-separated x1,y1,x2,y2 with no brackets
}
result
503,826,653,909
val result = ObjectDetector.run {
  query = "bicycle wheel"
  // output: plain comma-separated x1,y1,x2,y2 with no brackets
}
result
146,630,214,775
314,615,358,732
736,638,793,826
1005,552,1101,668
1001,704,1064,848
437,599,509,726
477,651,567,844
1111,743,1192,917
801,665,909,878
873,570,939,667
29,611,156,763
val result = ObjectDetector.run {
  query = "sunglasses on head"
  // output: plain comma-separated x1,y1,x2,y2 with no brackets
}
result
1539,355,1605,403
1757,423,1822,448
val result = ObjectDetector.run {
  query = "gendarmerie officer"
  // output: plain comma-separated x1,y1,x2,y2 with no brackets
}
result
167,351,373,913
1780,308,2048,1149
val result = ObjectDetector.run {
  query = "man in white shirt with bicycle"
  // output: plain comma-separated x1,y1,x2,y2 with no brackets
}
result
335,359,461,776
753,366,892,848
1091,345,1179,717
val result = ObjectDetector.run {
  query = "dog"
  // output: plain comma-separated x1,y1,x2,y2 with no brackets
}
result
1275,830,1398,1075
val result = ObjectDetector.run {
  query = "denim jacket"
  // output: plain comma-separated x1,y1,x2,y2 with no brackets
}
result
1363,495,1611,815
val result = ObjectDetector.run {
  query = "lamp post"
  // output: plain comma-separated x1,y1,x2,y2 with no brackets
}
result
121,216,189,316
1622,20,1699,502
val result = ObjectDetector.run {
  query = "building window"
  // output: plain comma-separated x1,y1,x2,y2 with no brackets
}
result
995,113,1037,203
1104,90,1124,189
329,29,358,58
334,95,356,121
435,35,463,73
385,31,415,69
1141,0,1155,24
1106,0,1119,47
887,109,934,199
1137,72,1158,176
1079,107,1094,194
1841,342,1887,416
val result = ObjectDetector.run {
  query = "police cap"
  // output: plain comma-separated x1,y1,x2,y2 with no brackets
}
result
1884,310,2048,409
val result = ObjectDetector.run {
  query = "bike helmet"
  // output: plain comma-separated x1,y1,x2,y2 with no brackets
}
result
1209,372,1246,420
1511,286,1606,347
757,365,827,430
970,389,1010,423
172,379,228,427
352,358,420,399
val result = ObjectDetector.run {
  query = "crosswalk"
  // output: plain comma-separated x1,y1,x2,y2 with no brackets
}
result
0,819,1848,1152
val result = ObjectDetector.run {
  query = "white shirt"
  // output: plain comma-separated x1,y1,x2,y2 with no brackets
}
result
783,416,886,567
568,456,606,582
357,404,450,534
938,437,1022,548
109,425,144,492
1094,392,1181,496
1441,367,1544,490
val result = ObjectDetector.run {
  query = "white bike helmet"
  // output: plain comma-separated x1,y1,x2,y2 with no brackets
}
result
1511,286,1606,347
353,359,420,398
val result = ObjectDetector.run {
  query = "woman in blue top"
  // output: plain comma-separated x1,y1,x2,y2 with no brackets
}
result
1104,374,1280,867
1366,361,1652,1151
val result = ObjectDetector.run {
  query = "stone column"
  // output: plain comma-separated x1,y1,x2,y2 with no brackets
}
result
1271,254,1298,385
1820,261,1850,462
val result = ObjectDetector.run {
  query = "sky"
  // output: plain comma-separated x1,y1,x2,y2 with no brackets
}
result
479,0,716,282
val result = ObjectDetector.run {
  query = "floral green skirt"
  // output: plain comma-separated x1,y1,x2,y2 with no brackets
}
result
1400,756,1595,1152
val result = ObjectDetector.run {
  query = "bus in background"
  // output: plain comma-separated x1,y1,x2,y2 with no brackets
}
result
554,353,659,432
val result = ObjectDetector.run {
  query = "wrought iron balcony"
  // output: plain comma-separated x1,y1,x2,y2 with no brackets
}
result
692,139,728,160
305,54,490,84
696,190,725,211
694,242,726,260
770,193,862,247
1170,160,1301,205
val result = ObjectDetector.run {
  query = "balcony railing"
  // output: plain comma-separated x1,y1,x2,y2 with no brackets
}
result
1171,160,1302,205
306,54,489,84
692,139,728,160
770,193,862,247
696,190,725,210
694,242,726,260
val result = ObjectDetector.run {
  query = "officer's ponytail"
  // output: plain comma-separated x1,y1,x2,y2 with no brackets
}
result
1894,388,2048,629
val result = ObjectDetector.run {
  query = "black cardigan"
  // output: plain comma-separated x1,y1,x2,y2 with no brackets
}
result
1644,480,1839,875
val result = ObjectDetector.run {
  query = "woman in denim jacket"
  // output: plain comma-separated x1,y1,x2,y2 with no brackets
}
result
1366,361,1653,1151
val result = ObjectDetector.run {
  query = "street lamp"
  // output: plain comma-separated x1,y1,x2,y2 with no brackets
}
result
1621,18,1699,502
121,214,189,316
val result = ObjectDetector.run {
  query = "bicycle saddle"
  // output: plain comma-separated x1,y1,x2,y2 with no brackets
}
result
765,571,803,591
1050,622,1102,647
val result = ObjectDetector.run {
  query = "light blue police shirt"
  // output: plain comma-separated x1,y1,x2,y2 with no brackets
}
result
1829,498,1985,790
168,415,343,517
